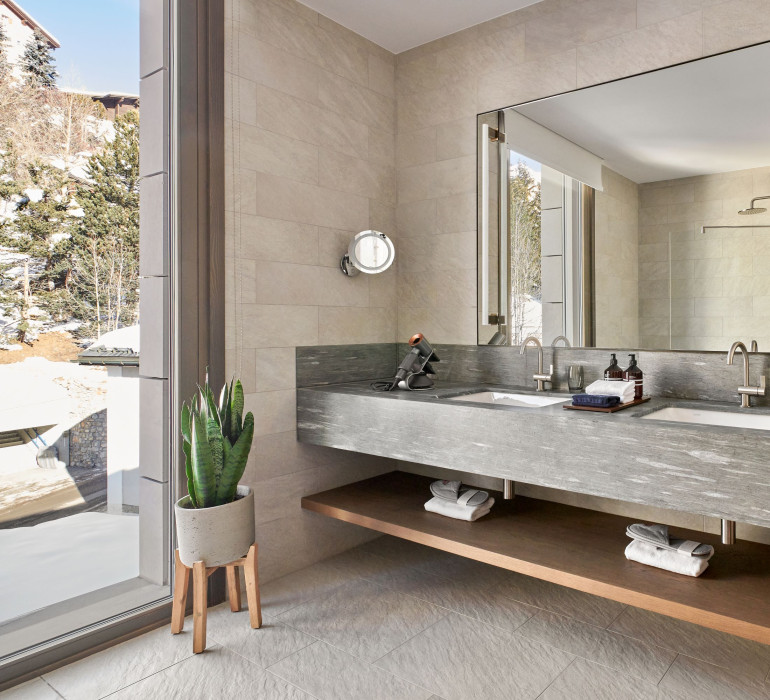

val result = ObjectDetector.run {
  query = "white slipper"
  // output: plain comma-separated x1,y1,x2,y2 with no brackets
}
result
430,480,489,507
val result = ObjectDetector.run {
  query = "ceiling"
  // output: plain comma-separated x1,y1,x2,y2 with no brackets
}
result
514,43,770,184
297,0,542,53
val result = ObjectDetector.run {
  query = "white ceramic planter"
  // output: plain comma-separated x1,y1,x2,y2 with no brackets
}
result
175,485,255,567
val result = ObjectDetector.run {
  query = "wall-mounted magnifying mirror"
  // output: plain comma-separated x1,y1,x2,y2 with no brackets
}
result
340,230,395,276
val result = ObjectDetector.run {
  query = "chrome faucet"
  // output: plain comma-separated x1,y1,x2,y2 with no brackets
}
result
727,341,766,408
551,335,571,348
520,336,553,392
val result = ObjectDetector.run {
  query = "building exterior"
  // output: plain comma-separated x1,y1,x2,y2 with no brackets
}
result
77,326,140,510
0,0,59,78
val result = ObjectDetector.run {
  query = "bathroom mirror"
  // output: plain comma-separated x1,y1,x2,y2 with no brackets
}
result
477,42,770,352
340,230,395,276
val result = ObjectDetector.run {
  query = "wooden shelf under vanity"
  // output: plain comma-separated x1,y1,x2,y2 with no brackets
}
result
301,471,770,644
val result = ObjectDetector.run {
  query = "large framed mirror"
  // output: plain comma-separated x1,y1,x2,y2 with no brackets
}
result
477,42,770,351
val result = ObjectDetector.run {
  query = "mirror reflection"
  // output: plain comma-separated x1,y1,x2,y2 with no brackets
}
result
477,42,770,352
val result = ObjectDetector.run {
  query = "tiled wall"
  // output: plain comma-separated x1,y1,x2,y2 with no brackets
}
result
638,166,770,350
595,166,639,347
224,0,399,581
395,0,770,344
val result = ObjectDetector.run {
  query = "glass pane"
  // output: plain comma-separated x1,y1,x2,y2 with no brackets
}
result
0,0,169,659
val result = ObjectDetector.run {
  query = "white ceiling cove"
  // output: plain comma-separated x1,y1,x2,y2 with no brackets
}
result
296,0,543,53
515,43,770,183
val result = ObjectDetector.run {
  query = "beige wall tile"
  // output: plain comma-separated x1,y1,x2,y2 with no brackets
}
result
245,388,297,436
577,12,703,88
397,199,437,238
396,127,437,169
368,53,395,98
368,128,395,166
703,0,770,55
318,149,395,204
523,0,636,62
397,77,477,132
435,118,477,161
318,70,395,135
239,125,319,183
477,49,577,113
241,303,318,348
318,306,396,344
636,0,704,28
255,85,368,160
239,215,319,265
397,155,475,204
254,172,370,231
253,347,297,392
237,36,319,103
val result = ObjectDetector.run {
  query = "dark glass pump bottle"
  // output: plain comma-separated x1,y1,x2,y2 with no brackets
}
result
624,354,643,400
604,353,623,381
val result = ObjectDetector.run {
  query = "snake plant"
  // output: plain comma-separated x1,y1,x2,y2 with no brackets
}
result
180,376,254,508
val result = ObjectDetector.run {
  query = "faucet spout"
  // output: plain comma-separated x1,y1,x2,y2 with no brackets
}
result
520,336,552,391
727,341,765,408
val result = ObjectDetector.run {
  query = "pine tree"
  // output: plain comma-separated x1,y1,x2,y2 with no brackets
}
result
0,158,71,341
0,21,9,79
69,111,140,337
22,28,58,88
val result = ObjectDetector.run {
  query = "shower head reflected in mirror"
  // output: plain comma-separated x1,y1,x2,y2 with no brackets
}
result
738,196,770,215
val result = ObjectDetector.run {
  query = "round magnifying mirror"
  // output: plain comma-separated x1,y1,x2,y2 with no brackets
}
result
340,230,395,276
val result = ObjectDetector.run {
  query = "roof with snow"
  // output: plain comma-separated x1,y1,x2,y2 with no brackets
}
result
0,0,60,48
77,326,139,366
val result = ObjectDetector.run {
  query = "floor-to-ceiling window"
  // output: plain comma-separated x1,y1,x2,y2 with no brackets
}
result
0,0,175,677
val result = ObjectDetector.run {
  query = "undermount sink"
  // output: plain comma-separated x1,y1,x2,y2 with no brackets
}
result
641,406,770,431
448,391,571,408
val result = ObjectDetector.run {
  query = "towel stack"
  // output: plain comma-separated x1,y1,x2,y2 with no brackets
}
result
572,379,637,407
625,523,714,577
425,480,494,521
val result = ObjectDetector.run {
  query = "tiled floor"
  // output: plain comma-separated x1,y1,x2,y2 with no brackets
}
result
5,536,770,699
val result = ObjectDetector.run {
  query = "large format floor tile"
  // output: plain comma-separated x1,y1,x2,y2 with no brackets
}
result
206,604,315,668
277,577,447,662
375,612,574,700
42,626,194,700
516,609,676,683
540,657,659,700
0,678,61,699
609,606,770,682
259,557,353,617
492,570,627,627
363,562,538,633
268,640,433,700
657,654,770,700
109,646,313,699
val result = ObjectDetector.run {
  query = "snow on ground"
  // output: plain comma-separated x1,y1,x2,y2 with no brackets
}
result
0,358,106,475
0,512,138,624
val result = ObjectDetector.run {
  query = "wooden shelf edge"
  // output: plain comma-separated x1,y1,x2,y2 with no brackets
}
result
302,474,770,645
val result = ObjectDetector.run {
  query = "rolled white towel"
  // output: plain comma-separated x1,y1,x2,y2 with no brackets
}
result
424,496,495,522
625,539,712,577
585,379,636,402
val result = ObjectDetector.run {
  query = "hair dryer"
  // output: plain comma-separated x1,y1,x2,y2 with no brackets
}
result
387,333,440,390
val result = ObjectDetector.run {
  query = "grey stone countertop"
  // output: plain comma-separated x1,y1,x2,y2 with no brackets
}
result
297,381,770,527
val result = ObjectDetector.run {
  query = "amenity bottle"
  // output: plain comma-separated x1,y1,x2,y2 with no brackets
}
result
604,353,623,381
624,354,643,400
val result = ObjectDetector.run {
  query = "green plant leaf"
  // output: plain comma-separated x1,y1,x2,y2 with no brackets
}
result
191,412,217,507
181,403,192,445
207,416,224,491
231,379,244,438
205,382,221,432
216,411,254,504
183,439,198,508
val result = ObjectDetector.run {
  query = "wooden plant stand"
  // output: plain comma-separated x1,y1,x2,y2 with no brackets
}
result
171,543,262,653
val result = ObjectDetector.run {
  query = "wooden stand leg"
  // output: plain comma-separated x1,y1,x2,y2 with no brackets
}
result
226,565,242,612
192,560,208,653
171,550,189,634
244,544,262,629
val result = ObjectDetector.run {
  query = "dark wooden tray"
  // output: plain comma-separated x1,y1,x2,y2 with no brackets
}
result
563,396,651,413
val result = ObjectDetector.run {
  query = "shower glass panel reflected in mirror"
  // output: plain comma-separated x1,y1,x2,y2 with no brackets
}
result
477,41,770,352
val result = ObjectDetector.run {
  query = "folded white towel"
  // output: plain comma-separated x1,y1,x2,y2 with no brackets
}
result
585,379,636,402
625,540,712,577
424,496,495,522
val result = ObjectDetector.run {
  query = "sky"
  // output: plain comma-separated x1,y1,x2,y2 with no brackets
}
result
19,0,139,95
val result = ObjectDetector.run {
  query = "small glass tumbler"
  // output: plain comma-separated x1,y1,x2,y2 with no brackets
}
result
568,365,584,393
